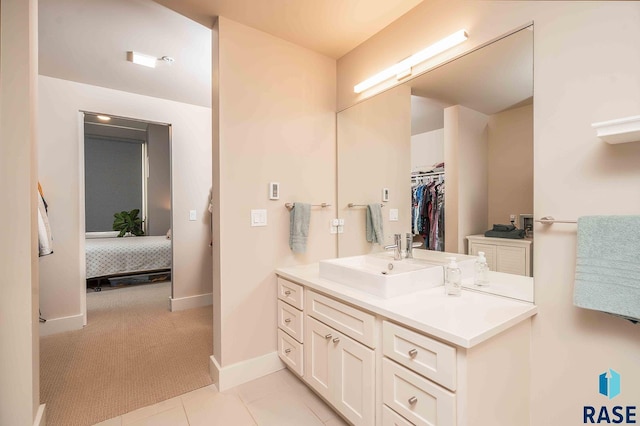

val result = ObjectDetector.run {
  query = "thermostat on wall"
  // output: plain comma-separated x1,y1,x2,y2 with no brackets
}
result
269,182,280,200
382,188,390,202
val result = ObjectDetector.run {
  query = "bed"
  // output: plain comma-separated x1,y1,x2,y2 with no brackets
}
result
85,236,172,290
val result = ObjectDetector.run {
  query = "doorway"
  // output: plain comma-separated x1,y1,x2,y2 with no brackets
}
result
82,112,173,306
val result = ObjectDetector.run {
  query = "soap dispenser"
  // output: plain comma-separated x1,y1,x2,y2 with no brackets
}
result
445,257,462,296
474,251,489,287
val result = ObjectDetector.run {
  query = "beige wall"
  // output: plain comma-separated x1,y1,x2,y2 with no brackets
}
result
444,105,489,254
215,17,337,366
488,104,533,227
337,84,412,257
411,128,444,172
0,0,41,424
38,76,212,324
338,1,640,423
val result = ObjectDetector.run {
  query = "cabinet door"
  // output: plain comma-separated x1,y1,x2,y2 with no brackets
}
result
332,331,375,426
496,245,526,276
469,243,497,271
305,316,333,401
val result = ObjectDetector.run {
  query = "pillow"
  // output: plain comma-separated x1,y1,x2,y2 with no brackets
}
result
166,229,171,239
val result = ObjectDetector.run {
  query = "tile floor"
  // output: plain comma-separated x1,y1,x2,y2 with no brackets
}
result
93,368,350,426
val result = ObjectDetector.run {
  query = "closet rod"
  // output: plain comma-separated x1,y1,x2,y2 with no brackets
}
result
284,202,331,210
412,170,445,177
535,216,577,224
348,203,385,208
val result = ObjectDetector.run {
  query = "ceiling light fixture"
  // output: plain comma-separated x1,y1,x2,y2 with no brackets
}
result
96,115,111,121
353,29,469,94
127,51,158,68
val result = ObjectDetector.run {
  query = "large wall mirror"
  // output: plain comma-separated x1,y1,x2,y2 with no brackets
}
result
336,26,534,302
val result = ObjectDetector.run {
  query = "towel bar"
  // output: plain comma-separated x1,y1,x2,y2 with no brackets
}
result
535,216,577,224
285,202,331,210
348,203,385,208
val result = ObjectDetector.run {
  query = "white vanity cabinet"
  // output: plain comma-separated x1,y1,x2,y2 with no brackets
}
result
305,291,376,426
276,277,304,376
275,266,536,426
466,234,533,277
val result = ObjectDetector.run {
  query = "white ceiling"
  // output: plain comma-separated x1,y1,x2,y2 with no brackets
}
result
152,0,424,59
410,27,534,133
39,0,424,108
39,0,212,107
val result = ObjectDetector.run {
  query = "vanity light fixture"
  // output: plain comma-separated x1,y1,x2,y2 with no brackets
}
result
96,115,111,121
353,29,469,94
127,51,158,68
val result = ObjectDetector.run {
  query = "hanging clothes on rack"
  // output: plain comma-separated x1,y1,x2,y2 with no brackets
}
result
411,173,445,251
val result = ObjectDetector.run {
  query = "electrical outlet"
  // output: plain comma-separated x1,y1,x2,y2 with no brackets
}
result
510,214,516,222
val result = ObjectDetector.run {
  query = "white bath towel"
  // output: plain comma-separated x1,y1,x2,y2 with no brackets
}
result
38,192,53,256
573,215,640,323
289,203,311,253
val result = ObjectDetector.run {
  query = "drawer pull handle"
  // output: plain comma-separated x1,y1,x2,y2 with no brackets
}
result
284,348,291,354
325,334,332,340
408,348,418,358
332,337,340,343
408,396,418,405
284,318,291,324
284,290,291,296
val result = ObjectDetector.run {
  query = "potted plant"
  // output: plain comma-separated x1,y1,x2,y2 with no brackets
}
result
112,209,145,237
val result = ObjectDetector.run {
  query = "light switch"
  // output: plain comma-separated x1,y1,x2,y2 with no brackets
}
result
251,209,267,227
189,210,197,221
389,209,399,222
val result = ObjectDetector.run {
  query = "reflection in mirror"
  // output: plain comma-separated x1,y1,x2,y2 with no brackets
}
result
336,26,534,302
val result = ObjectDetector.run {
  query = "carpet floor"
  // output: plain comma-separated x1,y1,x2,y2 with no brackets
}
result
40,282,213,426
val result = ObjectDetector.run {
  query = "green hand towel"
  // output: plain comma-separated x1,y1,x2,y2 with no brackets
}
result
366,204,384,244
289,203,311,253
573,215,640,323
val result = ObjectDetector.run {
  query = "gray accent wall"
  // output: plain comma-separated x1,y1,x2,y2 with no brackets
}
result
146,124,171,235
84,137,143,231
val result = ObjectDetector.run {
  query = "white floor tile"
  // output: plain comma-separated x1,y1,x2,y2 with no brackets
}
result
183,389,256,426
121,405,161,425
126,406,188,426
234,369,290,404
245,391,325,426
278,368,339,422
92,417,122,426
324,416,350,425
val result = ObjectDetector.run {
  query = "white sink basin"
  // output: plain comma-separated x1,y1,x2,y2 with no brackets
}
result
319,254,445,298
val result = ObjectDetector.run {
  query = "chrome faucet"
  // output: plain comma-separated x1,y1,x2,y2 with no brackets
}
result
384,234,402,260
405,233,423,259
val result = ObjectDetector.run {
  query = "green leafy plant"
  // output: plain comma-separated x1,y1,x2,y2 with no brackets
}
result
112,209,145,237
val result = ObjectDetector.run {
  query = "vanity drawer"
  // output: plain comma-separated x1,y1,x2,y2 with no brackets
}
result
383,358,455,426
278,299,303,343
383,321,456,391
277,277,304,310
383,405,415,426
306,290,376,348
278,329,303,377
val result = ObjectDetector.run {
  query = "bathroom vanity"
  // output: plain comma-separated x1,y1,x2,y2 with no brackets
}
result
275,255,537,426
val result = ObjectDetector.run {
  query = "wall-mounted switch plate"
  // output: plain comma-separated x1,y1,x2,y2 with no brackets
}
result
389,209,399,222
251,209,267,227
189,210,197,221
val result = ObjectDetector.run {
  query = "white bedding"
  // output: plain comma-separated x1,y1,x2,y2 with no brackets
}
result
85,236,171,279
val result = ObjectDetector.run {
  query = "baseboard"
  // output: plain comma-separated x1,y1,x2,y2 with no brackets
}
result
39,313,84,336
33,404,45,426
210,351,285,391
170,292,213,312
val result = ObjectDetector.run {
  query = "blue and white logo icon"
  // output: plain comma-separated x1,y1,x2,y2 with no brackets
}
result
599,369,621,400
